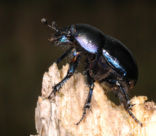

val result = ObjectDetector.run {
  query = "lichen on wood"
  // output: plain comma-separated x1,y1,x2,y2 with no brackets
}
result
34,63,156,136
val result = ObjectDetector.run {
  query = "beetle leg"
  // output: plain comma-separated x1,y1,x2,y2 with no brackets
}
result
116,81,130,102
48,50,80,98
116,81,143,126
56,47,73,64
76,71,94,125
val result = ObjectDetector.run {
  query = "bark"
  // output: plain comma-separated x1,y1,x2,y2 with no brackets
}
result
33,63,156,136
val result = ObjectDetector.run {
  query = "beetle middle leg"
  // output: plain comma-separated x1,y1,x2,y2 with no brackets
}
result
116,81,143,126
76,71,95,125
48,50,80,98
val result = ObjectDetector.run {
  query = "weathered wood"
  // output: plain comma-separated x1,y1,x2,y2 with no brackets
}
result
34,63,156,136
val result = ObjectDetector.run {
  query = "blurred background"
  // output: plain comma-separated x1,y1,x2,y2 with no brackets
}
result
0,0,156,135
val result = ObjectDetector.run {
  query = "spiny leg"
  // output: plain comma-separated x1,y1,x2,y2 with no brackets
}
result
76,71,94,125
56,47,73,64
48,50,80,98
116,81,143,126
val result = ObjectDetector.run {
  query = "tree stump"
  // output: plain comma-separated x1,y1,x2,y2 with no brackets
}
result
33,63,156,136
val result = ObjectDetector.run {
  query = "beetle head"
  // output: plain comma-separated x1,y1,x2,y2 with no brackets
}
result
41,18,75,46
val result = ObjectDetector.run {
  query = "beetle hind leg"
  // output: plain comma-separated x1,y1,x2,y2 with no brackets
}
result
116,81,143,126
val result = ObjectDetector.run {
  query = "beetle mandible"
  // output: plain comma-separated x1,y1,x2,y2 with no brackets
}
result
41,18,142,126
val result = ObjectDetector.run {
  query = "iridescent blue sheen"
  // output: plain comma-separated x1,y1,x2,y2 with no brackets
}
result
75,35,98,53
73,50,77,56
102,49,127,76
59,35,69,43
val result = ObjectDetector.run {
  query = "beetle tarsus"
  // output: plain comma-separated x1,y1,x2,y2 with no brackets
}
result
76,107,87,125
127,108,143,127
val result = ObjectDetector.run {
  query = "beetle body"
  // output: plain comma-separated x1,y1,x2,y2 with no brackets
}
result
71,24,138,86
42,18,142,126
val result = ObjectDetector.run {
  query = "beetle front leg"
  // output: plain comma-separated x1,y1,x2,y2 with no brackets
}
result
56,47,73,64
76,71,94,125
48,50,80,98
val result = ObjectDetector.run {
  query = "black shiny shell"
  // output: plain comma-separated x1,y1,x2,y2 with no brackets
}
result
72,24,138,83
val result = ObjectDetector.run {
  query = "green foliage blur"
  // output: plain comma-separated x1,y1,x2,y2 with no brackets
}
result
0,0,156,135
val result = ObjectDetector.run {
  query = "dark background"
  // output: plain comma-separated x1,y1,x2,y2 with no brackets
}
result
0,0,156,135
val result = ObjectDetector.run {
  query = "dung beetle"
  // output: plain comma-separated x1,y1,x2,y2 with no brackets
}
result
41,18,142,126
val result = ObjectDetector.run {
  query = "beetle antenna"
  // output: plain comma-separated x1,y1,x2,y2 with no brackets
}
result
41,18,59,32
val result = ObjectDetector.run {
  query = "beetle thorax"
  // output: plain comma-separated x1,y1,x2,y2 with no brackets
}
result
75,34,98,54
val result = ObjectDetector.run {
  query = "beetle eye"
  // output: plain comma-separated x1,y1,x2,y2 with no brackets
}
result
59,35,69,43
